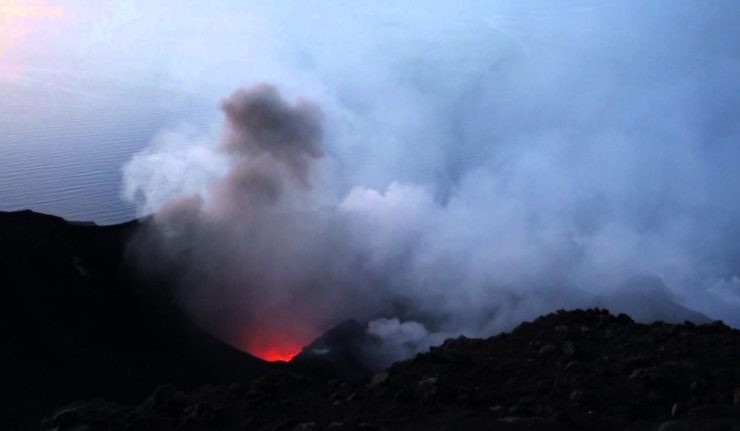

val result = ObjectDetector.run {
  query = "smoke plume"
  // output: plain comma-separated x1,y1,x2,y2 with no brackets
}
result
122,1,740,364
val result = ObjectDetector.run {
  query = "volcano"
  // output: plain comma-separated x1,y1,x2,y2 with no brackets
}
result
5,210,740,430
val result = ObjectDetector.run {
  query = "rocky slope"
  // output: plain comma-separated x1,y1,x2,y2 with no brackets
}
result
42,309,740,430
0,211,272,430
4,210,740,430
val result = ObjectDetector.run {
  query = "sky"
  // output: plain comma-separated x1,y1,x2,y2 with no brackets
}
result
3,1,740,360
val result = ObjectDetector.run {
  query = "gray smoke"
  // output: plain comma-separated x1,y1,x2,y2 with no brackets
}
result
131,86,337,355
220,85,322,184
122,1,740,363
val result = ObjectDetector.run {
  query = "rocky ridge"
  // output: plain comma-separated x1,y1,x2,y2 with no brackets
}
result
43,309,740,430
0,210,272,430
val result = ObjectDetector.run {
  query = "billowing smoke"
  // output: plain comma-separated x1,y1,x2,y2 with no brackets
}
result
128,85,334,360
122,1,740,364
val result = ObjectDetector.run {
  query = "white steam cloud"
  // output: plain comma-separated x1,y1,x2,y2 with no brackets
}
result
122,1,740,360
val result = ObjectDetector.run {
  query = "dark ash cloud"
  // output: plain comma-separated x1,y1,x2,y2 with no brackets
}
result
220,84,323,188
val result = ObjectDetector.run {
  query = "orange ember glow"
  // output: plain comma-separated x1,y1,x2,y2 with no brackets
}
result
241,330,306,362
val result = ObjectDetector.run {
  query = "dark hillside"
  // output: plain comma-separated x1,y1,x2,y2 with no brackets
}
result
4,211,740,430
0,211,271,430
43,309,740,430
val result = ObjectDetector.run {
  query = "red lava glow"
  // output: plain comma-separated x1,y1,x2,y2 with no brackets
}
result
241,331,307,362
254,345,302,362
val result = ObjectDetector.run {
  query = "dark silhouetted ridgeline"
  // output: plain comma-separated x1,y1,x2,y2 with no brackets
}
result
0,210,271,430
3,211,740,430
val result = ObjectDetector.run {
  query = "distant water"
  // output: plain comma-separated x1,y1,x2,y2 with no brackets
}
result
0,69,211,225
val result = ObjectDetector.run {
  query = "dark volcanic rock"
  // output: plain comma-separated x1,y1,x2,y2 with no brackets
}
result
0,210,271,430
42,308,740,431
6,210,740,430
290,319,375,378
290,319,387,378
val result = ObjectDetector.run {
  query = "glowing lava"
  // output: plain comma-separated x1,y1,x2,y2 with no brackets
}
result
241,330,306,362
254,345,302,362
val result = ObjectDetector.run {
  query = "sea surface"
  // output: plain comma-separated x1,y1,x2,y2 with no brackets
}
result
0,69,211,225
